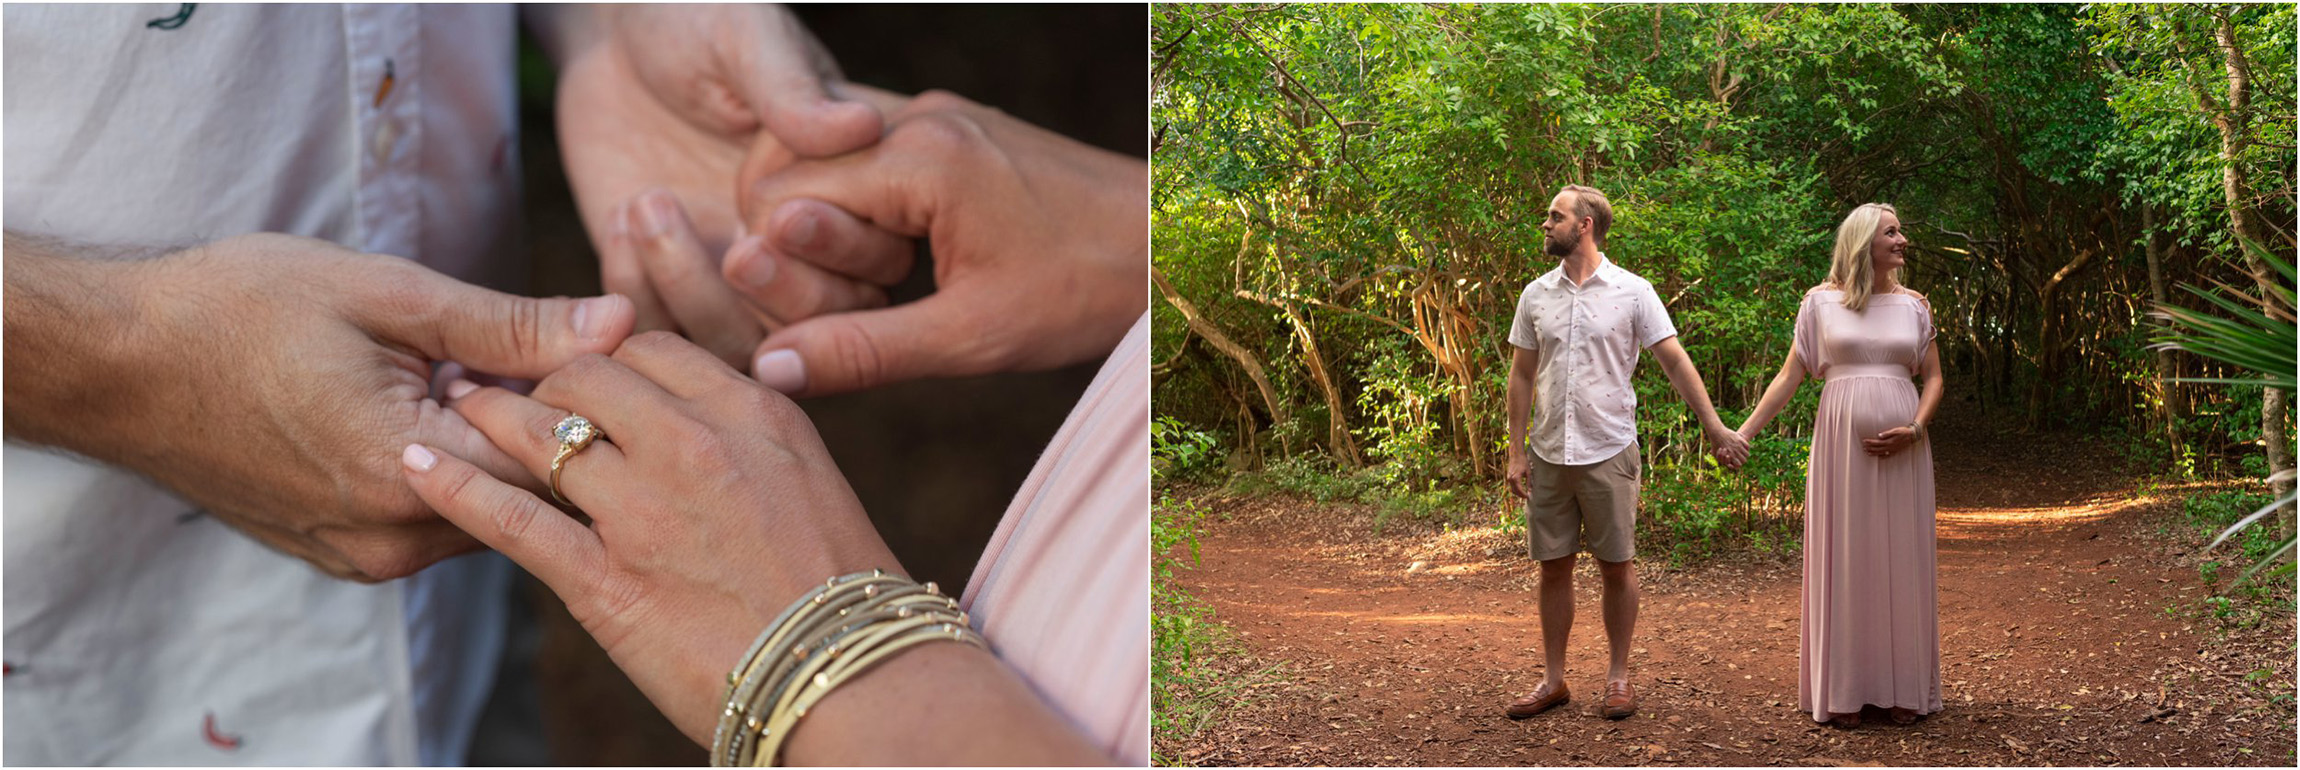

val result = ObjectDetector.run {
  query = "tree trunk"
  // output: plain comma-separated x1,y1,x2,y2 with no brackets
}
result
2143,203,2184,455
1152,268,1291,439
1274,302,1362,468
2198,10,2294,520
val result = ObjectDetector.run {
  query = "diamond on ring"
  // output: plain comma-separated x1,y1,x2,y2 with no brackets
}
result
554,415,598,446
549,414,601,507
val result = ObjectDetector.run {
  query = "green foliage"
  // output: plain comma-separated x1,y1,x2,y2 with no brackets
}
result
1222,454,1384,503
1150,495,1226,763
1154,3,2296,564
2155,244,2297,589
1153,416,1223,485
1354,336,1460,492
2181,488,2295,616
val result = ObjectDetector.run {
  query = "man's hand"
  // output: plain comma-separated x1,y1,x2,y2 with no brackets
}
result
2,233,634,581
1506,452,1532,500
548,4,885,343
736,90,1149,396
1707,424,1751,470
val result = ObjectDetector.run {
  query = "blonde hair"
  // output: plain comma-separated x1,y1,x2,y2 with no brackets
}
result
1561,185,1612,246
1827,203,1899,312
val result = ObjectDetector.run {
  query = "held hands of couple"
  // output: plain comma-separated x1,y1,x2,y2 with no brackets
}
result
568,23,1148,398
28,234,636,582
1708,424,1752,470
399,331,900,746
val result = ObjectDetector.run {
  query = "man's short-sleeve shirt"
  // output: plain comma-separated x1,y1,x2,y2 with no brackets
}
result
1507,254,1677,466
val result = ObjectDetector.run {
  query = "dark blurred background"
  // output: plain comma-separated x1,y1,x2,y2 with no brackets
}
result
471,5,1145,764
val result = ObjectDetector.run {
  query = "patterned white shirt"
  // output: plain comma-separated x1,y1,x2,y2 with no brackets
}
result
5,5,519,764
1507,255,1678,466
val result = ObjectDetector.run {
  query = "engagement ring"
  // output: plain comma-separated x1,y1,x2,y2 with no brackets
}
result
550,414,602,506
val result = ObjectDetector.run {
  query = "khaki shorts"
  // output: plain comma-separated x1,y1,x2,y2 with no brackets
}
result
1525,442,1641,563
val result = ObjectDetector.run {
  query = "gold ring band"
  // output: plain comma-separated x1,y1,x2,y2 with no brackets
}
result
549,414,602,507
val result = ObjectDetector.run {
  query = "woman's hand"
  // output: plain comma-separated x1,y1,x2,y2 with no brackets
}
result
398,331,898,745
1862,424,1923,457
733,90,1149,397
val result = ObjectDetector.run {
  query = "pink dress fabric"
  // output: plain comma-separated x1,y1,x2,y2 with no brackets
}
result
961,312,1150,765
1792,288,1941,721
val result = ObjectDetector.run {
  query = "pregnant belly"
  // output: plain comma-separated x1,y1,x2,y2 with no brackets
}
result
1818,376,1918,438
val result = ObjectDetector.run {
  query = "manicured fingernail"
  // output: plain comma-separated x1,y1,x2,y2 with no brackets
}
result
637,192,675,237
729,236,775,290
753,349,807,393
445,378,479,400
402,444,437,472
777,203,823,250
573,295,619,342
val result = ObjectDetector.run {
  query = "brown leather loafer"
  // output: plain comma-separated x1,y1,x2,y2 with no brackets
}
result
1598,680,1638,719
1505,682,1570,719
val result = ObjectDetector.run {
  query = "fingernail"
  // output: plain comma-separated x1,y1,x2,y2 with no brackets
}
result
753,349,807,393
637,192,675,237
729,236,775,290
402,444,437,472
445,378,479,400
777,203,822,250
573,295,618,342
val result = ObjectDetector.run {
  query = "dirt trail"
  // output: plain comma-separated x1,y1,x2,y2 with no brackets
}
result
1168,409,2295,766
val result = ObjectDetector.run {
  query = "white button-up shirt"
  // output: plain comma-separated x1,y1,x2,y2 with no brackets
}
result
5,4,520,764
1506,255,1678,466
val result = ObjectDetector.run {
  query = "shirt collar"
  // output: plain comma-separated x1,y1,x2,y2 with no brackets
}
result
1540,252,1616,289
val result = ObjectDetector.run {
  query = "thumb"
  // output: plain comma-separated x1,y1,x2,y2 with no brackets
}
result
390,285,636,379
747,296,989,397
732,10,881,158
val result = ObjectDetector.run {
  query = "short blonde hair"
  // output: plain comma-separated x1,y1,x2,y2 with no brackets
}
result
1828,203,1898,312
1561,185,1612,247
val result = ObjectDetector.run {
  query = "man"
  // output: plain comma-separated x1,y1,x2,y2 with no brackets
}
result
2,4,869,763
1500,185,1748,721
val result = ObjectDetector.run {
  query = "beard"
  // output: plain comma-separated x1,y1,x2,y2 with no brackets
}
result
1543,227,1578,257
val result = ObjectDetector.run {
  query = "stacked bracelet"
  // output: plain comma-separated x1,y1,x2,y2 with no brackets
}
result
709,570,987,767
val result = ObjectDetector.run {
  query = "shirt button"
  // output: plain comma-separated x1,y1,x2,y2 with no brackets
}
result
372,120,400,163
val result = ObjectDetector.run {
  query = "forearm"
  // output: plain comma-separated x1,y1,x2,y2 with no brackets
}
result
1506,374,1533,458
1913,349,1945,430
1659,356,1727,433
782,642,1112,765
1738,368,1802,437
1,233,157,451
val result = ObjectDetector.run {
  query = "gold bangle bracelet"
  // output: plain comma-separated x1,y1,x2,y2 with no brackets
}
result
711,571,980,768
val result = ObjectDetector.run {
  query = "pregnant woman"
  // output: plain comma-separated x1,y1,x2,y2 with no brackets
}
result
1737,203,1945,728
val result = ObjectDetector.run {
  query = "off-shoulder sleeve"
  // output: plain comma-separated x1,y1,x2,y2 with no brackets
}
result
1793,292,1822,379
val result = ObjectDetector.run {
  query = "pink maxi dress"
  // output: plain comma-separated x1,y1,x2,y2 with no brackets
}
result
1793,287,1941,721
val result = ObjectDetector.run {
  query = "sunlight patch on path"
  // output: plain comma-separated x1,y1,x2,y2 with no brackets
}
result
1936,494,2165,538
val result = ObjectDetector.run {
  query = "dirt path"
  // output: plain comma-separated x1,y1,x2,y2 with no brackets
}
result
1167,412,2296,766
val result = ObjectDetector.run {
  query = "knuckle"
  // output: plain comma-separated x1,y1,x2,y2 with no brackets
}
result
887,111,986,162
667,418,736,473
343,538,428,581
362,267,441,322
624,330,686,356
494,489,546,543
823,321,890,392
507,297,548,360
561,352,617,383
909,88,978,114
727,382,796,422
